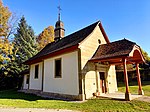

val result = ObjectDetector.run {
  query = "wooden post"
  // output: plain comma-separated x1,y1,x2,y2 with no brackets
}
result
136,63,144,95
122,58,131,101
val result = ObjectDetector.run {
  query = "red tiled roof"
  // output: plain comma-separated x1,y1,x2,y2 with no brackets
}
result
91,39,136,61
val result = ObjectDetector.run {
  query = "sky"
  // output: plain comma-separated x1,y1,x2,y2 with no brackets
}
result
3,0,150,55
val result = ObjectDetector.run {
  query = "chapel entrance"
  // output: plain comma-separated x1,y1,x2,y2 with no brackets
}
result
99,72,107,93
90,39,145,101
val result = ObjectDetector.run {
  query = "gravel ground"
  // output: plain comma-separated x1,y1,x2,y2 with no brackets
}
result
0,108,80,112
135,96,150,103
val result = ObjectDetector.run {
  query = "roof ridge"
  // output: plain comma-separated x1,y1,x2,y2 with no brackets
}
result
64,21,100,39
101,38,136,45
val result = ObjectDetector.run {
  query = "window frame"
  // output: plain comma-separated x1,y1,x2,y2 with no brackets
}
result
54,58,62,78
34,64,39,79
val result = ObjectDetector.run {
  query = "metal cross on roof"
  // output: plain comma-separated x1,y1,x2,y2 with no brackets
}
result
57,6,62,21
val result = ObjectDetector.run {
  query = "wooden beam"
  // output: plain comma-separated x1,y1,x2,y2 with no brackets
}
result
136,63,144,95
122,58,131,101
90,56,127,63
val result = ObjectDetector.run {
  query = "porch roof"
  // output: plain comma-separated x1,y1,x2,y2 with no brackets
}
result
90,39,145,65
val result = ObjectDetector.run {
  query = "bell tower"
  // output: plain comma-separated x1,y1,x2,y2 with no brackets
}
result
54,6,65,41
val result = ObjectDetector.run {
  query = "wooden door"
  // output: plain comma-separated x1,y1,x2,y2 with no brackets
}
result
99,72,107,93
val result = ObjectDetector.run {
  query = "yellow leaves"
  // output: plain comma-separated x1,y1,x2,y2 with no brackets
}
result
0,1,11,38
0,38,13,54
0,38,13,66
141,49,150,62
0,55,4,62
0,1,12,60
37,26,54,50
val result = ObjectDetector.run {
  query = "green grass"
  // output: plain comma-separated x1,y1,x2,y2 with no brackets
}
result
0,89,150,112
118,81,150,96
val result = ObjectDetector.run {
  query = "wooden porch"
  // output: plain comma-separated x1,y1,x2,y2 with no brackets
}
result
90,39,145,101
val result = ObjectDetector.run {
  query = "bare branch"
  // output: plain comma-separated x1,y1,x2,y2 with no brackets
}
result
6,12,19,41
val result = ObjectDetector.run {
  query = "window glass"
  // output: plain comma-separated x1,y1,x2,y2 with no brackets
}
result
55,59,61,78
26,75,29,84
35,64,39,79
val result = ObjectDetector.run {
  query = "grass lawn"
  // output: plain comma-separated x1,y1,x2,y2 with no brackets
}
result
118,81,150,96
0,89,150,112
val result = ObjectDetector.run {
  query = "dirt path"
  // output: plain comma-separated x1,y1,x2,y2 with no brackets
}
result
0,107,80,112
135,96,150,103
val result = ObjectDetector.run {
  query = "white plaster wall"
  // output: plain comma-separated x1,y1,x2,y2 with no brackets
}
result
43,51,79,95
85,70,97,99
107,65,118,93
23,74,29,89
29,62,43,90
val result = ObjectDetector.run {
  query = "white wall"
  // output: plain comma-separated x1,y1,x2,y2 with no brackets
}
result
43,51,79,95
107,65,118,93
23,74,29,89
85,70,97,99
29,62,43,90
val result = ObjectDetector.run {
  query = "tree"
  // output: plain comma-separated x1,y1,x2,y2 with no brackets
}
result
0,38,13,70
141,49,150,63
0,0,11,38
140,49,150,69
0,16,38,89
37,26,54,50
0,1,13,70
0,1,18,89
13,16,38,73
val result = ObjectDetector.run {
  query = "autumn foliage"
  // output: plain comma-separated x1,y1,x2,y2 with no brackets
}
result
37,26,54,50
0,1,11,38
0,1,13,69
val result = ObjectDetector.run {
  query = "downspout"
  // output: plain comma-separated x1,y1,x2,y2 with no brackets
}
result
41,60,44,91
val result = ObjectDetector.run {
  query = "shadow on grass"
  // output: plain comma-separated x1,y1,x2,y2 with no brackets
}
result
0,89,47,101
97,97,126,101
117,81,150,87
0,89,76,101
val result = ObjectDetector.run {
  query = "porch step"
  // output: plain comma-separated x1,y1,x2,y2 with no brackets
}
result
97,92,143,100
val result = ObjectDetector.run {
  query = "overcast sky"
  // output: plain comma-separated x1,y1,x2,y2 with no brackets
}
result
3,0,150,55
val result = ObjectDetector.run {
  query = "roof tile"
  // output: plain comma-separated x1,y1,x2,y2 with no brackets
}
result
91,39,136,60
